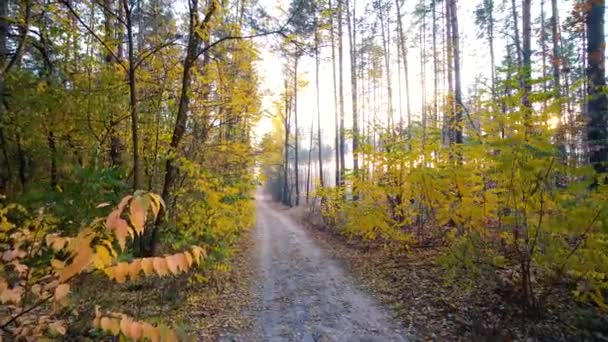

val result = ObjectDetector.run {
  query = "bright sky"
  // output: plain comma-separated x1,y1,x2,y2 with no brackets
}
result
252,0,582,147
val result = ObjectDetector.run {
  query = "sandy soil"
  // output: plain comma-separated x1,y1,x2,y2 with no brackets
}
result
238,194,409,342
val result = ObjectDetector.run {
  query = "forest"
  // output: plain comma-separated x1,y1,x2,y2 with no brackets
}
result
0,0,607,339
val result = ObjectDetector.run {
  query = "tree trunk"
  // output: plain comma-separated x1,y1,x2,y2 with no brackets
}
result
432,0,438,128
306,115,313,204
346,0,358,178
444,0,453,146
550,0,560,111
395,0,411,140
448,0,462,144
521,0,532,134
511,0,523,66
379,5,393,130
123,0,141,190
294,52,300,206
586,0,608,173
329,0,340,188
315,21,325,188
338,0,346,187
283,79,291,206
161,0,216,203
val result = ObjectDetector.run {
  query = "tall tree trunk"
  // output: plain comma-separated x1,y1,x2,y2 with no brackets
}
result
161,0,216,203
550,0,560,113
379,5,394,130
448,0,462,144
488,0,496,95
432,0,438,128
396,0,412,140
329,0,340,188
444,0,453,146
103,0,123,167
511,0,523,66
338,0,346,186
346,0,358,175
315,21,325,188
294,52,300,206
283,80,291,206
540,0,548,106
521,0,532,134
420,10,427,147
586,0,608,173
123,0,141,190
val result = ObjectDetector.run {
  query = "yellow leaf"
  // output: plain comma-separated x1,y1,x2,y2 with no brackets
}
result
184,251,194,267
94,245,113,269
190,246,206,265
51,259,64,270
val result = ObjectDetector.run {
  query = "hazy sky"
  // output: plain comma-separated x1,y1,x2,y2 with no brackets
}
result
252,0,581,146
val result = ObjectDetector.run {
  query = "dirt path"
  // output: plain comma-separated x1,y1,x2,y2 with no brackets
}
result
242,194,409,341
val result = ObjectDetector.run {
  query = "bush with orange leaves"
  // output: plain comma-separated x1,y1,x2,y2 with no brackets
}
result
0,191,204,341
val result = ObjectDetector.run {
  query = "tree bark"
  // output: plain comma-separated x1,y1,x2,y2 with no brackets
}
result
550,0,560,112
315,20,324,188
395,0,411,140
448,0,462,144
346,0,358,179
521,0,532,134
161,0,216,203
586,0,608,173
329,0,340,187
123,0,141,190
294,51,300,206
338,0,346,187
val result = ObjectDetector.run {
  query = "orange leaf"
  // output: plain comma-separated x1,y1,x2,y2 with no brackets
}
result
129,198,147,235
152,257,169,276
113,262,129,283
142,322,160,342
100,317,120,335
59,229,95,282
128,259,142,281
130,321,143,340
165,255,180,275
175,253,189,273
141,258,154,276
119,315,133,337
54,284,70,302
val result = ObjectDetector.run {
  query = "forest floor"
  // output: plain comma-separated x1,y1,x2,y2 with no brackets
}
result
285,203,608,342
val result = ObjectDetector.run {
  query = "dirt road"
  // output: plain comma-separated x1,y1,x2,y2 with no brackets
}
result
245,194,409,342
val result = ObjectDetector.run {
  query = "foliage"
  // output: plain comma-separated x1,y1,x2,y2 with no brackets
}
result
0,192,206,340
315,78,608,310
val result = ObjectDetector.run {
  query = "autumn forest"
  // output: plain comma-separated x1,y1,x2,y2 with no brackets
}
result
1,0,608,340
